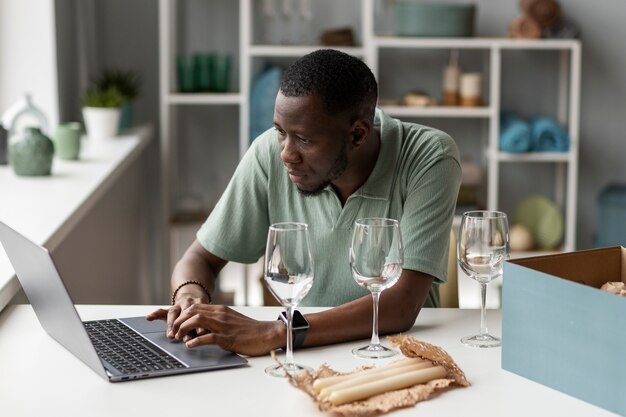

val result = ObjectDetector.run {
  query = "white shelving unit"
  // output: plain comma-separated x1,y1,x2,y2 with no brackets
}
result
159,0,581,306
370,37,581,309
373,37,581,255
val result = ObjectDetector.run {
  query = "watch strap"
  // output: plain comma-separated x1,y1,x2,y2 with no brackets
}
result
278,310,309,349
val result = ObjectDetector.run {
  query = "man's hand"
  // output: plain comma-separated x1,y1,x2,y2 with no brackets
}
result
146,288,209,341
166,304,285,357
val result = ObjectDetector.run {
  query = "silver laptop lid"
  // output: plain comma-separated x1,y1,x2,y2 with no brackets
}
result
0,221,108,379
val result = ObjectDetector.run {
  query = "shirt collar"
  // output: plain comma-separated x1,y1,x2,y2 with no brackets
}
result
352,108,400,200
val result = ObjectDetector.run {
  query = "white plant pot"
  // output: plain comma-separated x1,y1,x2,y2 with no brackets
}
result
82,107,121,140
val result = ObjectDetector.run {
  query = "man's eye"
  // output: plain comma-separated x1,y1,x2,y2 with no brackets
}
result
274,127,286,136
299,137,311,144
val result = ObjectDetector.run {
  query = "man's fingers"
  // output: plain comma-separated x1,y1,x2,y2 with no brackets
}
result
145,308,168,321
174,313,214,340
182,329,199,343
166,305,183,338
185,332,217,348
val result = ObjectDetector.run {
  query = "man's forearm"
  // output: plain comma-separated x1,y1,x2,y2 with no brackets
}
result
171,240,226,303
300,271,433,348
171,257,216,301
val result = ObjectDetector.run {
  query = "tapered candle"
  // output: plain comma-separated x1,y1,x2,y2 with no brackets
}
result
313,358,425,393
328,365,447,406
318,361,433,400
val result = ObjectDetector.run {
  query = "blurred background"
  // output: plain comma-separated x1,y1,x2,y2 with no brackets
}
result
1,0,625,308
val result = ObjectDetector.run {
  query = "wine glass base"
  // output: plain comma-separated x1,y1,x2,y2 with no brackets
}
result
265,362,312,378
352,344,397,359
461,333,501,348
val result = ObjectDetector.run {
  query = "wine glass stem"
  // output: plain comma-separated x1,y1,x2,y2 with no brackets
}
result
370,291,381,346
480,282,488,336
285,305,295,366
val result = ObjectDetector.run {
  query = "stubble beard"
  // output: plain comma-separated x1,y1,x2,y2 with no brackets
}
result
296,146,349,197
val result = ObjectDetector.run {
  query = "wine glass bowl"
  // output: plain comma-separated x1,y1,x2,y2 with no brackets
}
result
350,218,403,359
353,260,403,290
263,222,314,377
265,271,313,307
458,210,509,348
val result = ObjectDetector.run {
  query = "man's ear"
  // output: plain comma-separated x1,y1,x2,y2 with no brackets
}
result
350,118,372,146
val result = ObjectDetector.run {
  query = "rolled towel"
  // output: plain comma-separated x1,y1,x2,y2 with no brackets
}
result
528,116,570,152
500,111,532,153
519,0,561,29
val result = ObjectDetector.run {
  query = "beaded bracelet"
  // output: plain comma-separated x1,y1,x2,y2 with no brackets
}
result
171,280,212,305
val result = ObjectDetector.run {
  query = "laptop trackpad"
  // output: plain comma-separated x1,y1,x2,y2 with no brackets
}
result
120,317,247,368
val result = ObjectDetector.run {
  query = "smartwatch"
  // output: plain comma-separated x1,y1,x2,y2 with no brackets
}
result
278,310,309,349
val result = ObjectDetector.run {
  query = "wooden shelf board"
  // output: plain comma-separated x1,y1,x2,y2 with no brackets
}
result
374,36,580,51
381,105,492,118
167,93,242,105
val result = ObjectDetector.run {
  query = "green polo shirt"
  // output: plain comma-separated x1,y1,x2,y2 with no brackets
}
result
197,109,461,307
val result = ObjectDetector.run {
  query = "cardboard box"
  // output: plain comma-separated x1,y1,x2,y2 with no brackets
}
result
502,246,626,415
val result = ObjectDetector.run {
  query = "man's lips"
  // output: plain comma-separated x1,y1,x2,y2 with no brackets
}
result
288,171,306,182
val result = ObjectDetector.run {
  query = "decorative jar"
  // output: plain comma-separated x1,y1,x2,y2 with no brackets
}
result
9,127,54,176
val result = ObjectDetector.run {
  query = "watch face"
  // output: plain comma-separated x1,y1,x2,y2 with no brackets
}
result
282,311,309,330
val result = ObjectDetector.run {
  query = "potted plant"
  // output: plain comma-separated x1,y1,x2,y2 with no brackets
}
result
94,69,141,130
81,85,124,140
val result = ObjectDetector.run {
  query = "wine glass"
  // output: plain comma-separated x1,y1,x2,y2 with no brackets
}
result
458,210,510,348
263,222,315,377
350,218,404,359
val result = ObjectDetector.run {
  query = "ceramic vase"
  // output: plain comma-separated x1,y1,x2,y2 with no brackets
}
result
9,127,54,176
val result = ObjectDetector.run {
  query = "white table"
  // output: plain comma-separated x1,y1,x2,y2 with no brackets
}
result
0,305,617,417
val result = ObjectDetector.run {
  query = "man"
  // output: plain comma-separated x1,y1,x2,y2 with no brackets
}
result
147,49,461,356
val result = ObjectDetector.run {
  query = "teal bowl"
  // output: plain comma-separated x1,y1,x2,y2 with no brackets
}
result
395,2,476,37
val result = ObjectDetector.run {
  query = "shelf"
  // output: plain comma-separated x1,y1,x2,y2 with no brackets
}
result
375,36,495,50
381,105,492,119
159,0,581,305
248,45,366,58
494,151,573,163
166,93,243,105
495,38,581,50
374,36,580,51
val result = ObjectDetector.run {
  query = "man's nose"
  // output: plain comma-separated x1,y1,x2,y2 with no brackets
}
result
280,137,301,164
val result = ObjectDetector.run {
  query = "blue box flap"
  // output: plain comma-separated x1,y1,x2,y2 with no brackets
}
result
502,250,626,415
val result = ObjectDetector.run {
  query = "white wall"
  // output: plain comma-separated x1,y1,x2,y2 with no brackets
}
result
0,0,59,130
562,1,626,248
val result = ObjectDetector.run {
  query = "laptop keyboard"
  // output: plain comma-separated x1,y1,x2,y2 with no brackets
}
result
84,319,186,375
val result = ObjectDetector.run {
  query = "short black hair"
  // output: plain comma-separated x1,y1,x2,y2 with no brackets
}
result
279,49,378,122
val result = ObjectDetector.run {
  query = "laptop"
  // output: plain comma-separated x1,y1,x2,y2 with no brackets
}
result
0,220,247,382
